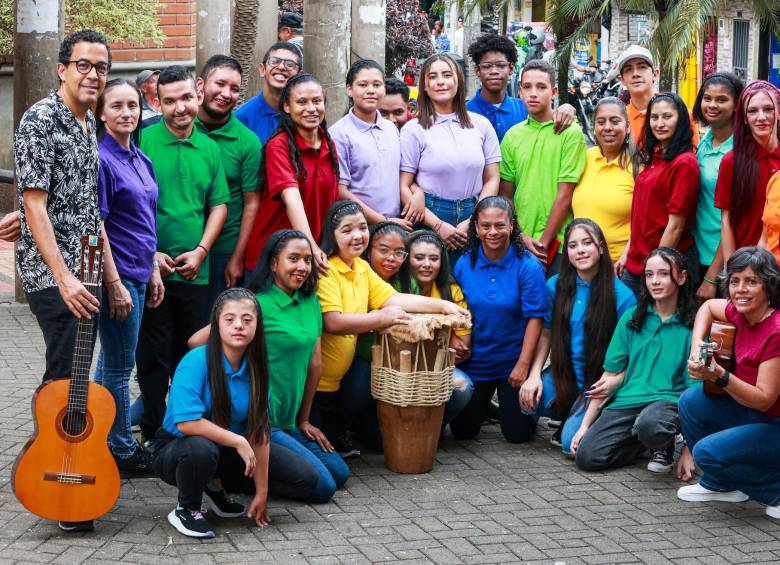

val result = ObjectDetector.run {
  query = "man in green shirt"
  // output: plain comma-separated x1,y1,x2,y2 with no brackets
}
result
498,59,586,276
195,55,262,303
137,65,229,443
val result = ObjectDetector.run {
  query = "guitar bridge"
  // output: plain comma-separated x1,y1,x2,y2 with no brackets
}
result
43,472,96,485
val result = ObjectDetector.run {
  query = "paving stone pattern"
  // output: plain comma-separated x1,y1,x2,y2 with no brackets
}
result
0,303,778,564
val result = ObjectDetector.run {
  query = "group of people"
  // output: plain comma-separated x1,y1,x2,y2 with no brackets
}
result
3,27,779,540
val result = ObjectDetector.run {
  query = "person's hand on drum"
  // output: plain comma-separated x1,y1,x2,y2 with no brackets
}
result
439,300,469,319
374,306,413,330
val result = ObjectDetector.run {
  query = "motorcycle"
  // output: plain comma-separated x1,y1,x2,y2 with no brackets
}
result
569,70,596,146
592,59,621,100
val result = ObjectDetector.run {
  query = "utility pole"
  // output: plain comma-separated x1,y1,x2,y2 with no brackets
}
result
196,0,233,75
304,0,351,124
13,0,65,303
350,0,385,67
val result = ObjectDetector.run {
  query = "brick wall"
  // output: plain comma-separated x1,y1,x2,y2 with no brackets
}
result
111,0,195,63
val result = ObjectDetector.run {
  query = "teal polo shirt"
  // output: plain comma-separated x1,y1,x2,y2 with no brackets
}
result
140,120,229,285
162,345,250,436
195,115,261,255
604,306,698,411
257,285,322,429
693,130,733,266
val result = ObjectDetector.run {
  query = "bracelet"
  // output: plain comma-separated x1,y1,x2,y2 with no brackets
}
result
152,259,160,269
433,220,443,234
104,278,120,286
703,275,717,286
197,244,209,255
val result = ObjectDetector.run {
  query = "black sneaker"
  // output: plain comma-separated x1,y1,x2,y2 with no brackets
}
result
333,431,360,459
484,397,500,424
58,520,94,532
167,505,215,538
550,427,562,448
203,486,245,518
647,445,675,473
115,447,155,478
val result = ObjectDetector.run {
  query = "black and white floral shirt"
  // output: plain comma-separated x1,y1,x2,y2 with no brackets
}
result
14,91,101,294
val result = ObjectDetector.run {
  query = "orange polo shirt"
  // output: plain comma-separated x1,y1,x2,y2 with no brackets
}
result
763,171,780,264
628,98,700,148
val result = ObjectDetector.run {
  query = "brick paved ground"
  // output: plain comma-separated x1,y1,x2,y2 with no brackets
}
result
0,293,778,563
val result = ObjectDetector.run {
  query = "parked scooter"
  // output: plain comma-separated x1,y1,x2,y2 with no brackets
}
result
569,70,596,145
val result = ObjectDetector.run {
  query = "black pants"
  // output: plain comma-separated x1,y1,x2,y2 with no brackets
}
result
136,282,208,439
153,434,320,509
27,286,96,383
450,379,536,443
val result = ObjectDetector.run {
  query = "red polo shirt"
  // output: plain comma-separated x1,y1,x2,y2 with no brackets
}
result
244,128,339,271
714,146,780,250
626,150,700,276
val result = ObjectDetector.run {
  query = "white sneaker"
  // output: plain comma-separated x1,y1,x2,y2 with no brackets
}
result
677,483,749,503
767,505,780,520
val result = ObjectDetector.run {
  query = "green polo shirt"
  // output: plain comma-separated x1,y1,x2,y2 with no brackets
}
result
693,130,733,266
257,284,322,429
603,306,698,411
140,120,229,285
195,115,261,255
499,117,586,245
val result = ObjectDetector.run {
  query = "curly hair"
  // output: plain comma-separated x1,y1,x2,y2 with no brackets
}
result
58,29,112,67
628,247,697,331
465,196,527,268
467,32,518,67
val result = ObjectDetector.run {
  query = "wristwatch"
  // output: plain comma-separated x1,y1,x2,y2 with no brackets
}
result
715,369,730,389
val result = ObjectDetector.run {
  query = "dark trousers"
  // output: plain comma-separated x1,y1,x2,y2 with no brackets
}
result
450,379,536,443
136,282,208,439
154,434,320,509
575,400,679,471
27,286,95,383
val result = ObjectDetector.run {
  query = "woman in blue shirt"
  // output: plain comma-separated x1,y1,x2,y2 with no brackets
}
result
521,219,636,453
451,196,547,442
154,288,271,539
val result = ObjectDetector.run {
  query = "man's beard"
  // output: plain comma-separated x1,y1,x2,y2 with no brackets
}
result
202,97,233,121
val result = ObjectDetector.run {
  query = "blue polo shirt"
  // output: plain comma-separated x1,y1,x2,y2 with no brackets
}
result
235,92,281,144
543,275,636,389
162,346,251,437
454,245,547,381
466,89,528,142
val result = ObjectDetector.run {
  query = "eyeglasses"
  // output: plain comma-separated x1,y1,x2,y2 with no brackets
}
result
477,61,511,71
68,59,110,77
372,246,408,261
266,56,301,71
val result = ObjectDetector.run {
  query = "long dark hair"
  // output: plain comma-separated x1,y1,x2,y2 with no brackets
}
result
594,97,640,178
406,230,454,301
245,229,318,297
206,288,270,445
692,72,744,126
550,219,617,414
95,78,144,145
640,93,694,165
466,196,527,268
416,53,472,130
722,246,780,308
729,81,780,224
366,221,411,289
628,247,697,331
258,73,340,192
318,200,366,257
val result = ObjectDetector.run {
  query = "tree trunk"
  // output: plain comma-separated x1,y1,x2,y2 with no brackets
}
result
231,0,278,102
654,0,673,91
462,4,480,98
13,0,65,303
304,0,351,124
350,0,385,67
196,0,233,75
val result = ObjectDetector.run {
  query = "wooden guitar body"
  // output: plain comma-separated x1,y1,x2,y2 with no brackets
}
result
13,379,120,522
703,321,736,396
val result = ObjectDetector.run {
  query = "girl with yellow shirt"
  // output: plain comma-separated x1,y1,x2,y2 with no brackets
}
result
313,201,468,458
572,98,637,271
406,231,474,425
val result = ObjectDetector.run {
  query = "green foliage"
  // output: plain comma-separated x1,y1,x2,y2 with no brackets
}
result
0,0,165,56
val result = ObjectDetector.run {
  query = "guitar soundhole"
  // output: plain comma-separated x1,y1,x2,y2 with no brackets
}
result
56,408,94,442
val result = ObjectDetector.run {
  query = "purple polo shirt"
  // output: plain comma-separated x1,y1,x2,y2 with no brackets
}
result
97,134,159,284
400,111,501,200
329,110,401,217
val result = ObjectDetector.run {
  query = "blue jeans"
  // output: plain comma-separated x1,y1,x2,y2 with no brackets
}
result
271,428,350,503
526,368,586,454
679,387,780,506
424,193,476,265
444,368,474,424
94,279,146,458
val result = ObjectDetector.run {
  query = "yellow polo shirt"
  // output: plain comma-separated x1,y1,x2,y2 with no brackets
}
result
572,147,634,263
428,282,471,337
317,256,396,392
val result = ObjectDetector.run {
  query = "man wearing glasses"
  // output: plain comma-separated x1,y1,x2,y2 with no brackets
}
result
235,41,302,144
466,33,575,142
12,28,111,532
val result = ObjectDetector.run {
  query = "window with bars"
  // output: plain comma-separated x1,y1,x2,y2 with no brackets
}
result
627,13,650,44
732,19,750,79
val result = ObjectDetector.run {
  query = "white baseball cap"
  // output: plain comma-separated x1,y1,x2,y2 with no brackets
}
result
617,45,654,74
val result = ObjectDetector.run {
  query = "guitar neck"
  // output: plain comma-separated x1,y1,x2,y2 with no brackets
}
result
67,282,101,415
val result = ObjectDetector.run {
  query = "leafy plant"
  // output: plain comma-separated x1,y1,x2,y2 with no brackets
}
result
386,0,434,75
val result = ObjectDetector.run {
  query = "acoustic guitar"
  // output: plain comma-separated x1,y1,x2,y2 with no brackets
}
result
12,235,120,522
702,320,736,396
